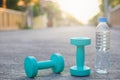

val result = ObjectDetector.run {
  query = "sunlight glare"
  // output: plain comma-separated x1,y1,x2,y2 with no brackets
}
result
56,0,100,24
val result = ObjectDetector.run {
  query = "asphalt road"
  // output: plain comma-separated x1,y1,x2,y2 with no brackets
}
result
0,26,120,80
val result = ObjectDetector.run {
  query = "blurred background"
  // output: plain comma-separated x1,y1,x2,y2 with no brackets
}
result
0,0,120,30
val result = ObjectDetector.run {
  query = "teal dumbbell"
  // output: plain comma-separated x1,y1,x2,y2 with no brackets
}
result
24,53,64,78
70,37,91,76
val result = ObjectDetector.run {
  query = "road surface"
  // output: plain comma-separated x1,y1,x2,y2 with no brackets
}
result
0,26,120,80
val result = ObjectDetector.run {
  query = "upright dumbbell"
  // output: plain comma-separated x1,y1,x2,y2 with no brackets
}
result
24,53,64,78
70,37,91,76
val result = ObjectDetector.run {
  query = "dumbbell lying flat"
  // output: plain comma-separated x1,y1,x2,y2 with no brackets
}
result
24,53,64,78
70,37,91,76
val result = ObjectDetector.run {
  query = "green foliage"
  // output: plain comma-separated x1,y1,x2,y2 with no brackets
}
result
89,0,120,26
0,0,2,7
65,13,83,25
33,3,45,17
44,2,62,20
99,0,120,13
16,21,32,29
109,0,120,8
6,0,23,11
6,0,45,17
43,2,62,27
24,0,31,4
89,14,100,26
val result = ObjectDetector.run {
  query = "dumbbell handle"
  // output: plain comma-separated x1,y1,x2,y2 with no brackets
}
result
76,46,85,69
37,60,54,69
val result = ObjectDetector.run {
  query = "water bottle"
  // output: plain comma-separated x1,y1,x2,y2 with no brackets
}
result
95,17,110,74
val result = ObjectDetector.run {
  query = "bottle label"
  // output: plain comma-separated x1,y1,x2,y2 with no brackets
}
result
96,31,110,50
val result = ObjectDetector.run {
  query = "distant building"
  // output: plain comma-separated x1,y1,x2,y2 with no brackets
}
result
110,5,120,27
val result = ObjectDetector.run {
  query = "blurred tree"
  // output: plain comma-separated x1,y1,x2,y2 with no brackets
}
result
0,0,3,7
5,0,44,17
89,0,120,26
43,1,62,27
33,3,45,17
6,0,22,11
33,3,40,16
99,0,120,15
109,0,120,8
89,14,100,26
65,13,83,26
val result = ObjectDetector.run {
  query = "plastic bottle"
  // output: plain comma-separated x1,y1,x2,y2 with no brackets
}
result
95,17,110,74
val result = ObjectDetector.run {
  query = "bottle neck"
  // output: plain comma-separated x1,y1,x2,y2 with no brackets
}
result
96,22,109,32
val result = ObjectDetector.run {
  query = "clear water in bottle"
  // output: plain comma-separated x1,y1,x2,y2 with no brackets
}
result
95,17,110,74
